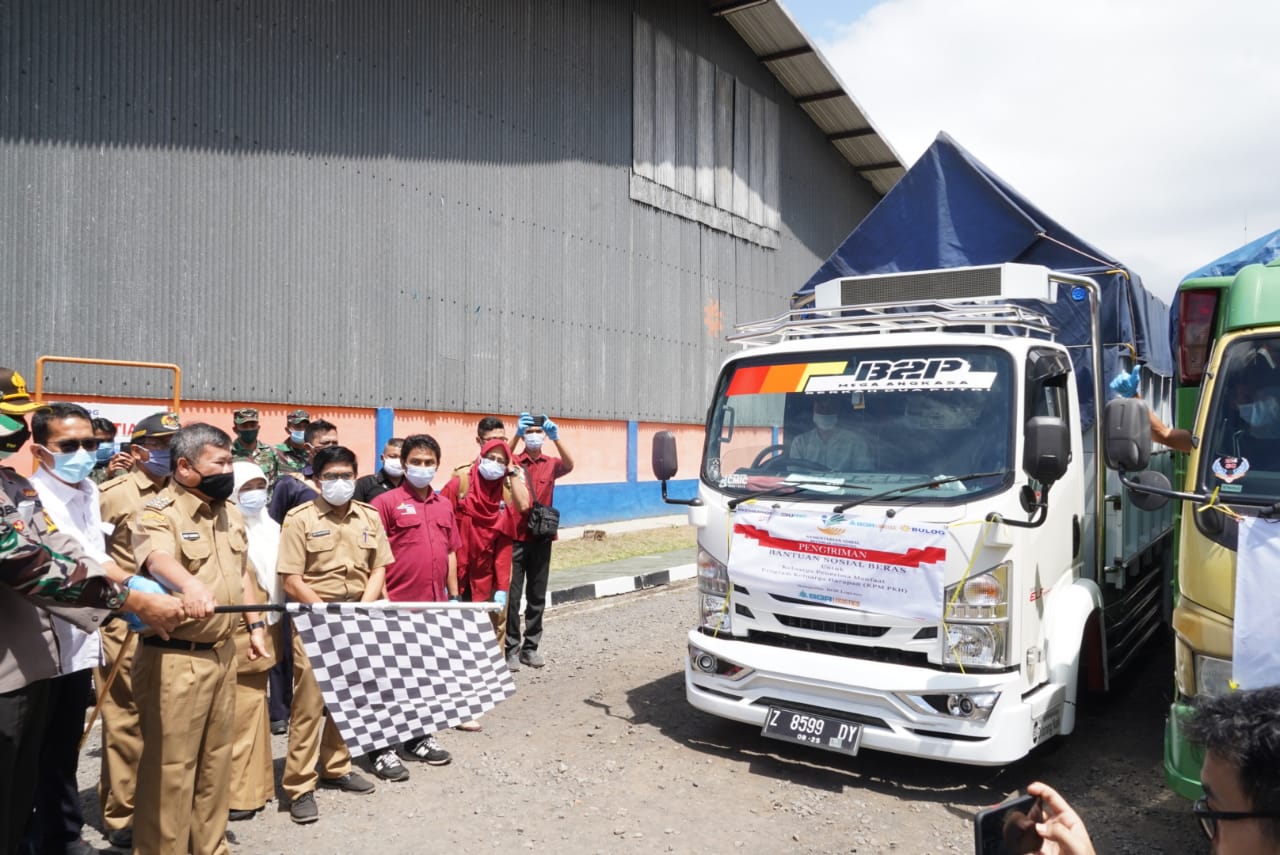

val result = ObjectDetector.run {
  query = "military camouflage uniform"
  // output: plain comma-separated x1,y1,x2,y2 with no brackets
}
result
232,438,280,487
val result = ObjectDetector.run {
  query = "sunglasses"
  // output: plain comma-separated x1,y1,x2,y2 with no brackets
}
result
1193,797,1280,840
317,472,355,482
44,438,102,454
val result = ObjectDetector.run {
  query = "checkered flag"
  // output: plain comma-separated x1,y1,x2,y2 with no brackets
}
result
292,603,515,755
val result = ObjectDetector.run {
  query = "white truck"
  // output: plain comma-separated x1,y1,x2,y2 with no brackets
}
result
653,263,1174,765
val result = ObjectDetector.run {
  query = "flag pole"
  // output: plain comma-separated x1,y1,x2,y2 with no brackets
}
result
211,602,501,613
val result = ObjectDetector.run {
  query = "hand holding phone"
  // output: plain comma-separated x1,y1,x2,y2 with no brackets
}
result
974,793,1042,855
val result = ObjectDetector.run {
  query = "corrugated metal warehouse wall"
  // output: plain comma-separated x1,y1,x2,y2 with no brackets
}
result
0,0,880,423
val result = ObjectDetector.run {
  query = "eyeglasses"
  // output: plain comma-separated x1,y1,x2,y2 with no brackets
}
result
317,472,355,482
44,439,102,454
1193,797,1280,840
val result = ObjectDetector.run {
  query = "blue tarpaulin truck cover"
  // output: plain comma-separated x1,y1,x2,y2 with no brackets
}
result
793,132,1172,430
1182,228,1280,282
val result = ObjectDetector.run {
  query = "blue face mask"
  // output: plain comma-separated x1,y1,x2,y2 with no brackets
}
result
44,447,97,484
95,444,115,463
290,429,306,444
142,448,171,477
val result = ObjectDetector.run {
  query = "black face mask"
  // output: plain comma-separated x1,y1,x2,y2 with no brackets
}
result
196,471,236,503
236,428,260,446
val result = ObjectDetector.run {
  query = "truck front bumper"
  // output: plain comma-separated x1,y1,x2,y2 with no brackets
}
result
685,630,1064,766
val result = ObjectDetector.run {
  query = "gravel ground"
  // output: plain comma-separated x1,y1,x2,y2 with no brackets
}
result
75,581,1201,854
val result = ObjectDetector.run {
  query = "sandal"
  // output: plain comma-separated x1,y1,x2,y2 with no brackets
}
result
455,719,483,732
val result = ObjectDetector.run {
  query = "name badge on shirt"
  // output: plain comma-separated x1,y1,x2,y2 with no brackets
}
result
396,502,416,515
181,531,200,541
309,529,331,539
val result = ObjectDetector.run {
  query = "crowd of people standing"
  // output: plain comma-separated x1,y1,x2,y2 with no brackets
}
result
0,365,572,855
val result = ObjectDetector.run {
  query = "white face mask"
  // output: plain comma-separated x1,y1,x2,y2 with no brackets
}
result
478,458,507,481
382,457,404,478
237,489,268,514
404,465,436,489
523,433,545,451
320,478,355,505
813,413,838,431
1240,396,1280,429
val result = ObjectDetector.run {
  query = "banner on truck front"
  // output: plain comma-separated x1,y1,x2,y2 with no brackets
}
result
1234,517,1280,690
729,505,948,622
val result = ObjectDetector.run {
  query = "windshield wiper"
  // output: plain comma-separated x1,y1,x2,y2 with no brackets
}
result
726,479,867,510
833,471,1009,513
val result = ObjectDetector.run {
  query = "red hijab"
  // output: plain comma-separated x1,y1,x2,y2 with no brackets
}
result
459,438,517,538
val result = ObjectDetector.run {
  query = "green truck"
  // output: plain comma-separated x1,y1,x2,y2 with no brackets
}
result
1106,255,1280,798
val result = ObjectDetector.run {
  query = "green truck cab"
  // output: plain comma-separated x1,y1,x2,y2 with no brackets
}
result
1109,259,1280,798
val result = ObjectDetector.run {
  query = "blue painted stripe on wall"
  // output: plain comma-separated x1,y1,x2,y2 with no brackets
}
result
374,407,395,472
554,479,699,526
626,420,638,483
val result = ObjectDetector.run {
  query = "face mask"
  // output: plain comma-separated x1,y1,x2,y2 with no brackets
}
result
290,429,306,444
44,447,97,484
813,413,838,430
478,458,507,481
95,444,115,463
1240,397,1280,428
321,478,355,505
404,465,436,489
237,489,268,514
383,457,404,478
196,471,236,503
142,448,171,477
523,433,545,451
237,428,260,446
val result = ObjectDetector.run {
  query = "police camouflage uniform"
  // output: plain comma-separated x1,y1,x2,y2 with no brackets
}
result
230,407,281,487
94,412,179,840
273,408,311,476
129,482,250,855
276,496,392,803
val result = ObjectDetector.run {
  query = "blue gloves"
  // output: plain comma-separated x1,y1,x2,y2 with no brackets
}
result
1109,365,1143,398
542,416,559,441
124,575,171,632
516,412,535,438
493,590,507,608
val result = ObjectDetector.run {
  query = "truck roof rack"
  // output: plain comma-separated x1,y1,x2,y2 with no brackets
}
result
728,299,1055,347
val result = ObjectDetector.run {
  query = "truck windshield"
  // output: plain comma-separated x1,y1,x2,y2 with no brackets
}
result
703,345,1015,503
1198,336,1280,500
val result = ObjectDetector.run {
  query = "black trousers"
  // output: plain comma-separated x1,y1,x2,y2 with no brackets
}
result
506,539,553,654
23,669,92,854
267,611,294,722
0,679,51,855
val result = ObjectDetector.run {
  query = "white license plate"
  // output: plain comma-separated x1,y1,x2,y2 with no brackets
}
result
761,706,862,755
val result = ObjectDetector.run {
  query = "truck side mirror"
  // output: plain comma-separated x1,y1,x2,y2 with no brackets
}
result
1023,416,1071,485
1127,470,1172,511
1102,398,1152,472
652,430,679,481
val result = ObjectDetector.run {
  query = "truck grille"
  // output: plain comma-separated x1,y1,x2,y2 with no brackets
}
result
747,630,930,668
774,614,889,638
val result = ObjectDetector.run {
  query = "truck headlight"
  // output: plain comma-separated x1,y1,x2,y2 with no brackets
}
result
1195,654,1233,698
942,563,1010,668
697,549,731,632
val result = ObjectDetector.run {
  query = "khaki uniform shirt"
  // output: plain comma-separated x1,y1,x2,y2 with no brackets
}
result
277,498,392,603
100,468,166,575
131,483,247,644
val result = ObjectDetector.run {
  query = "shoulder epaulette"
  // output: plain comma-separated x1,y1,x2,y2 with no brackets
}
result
99,473,128,491
144,495,174,511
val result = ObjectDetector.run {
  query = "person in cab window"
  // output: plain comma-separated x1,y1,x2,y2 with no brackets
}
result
790,396,870,471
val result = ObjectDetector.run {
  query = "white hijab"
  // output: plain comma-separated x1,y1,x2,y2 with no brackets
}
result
233,461,283,622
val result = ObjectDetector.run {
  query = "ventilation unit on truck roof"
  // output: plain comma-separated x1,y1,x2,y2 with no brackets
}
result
812,264,1055,310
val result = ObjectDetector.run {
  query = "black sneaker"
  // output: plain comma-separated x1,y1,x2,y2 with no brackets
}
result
371,748,409,782
404,733,452,766
228,807,259,821
519,648,546,668
270,719,288,735
290,791,319,824
106,828,132,849
319,770,376,794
